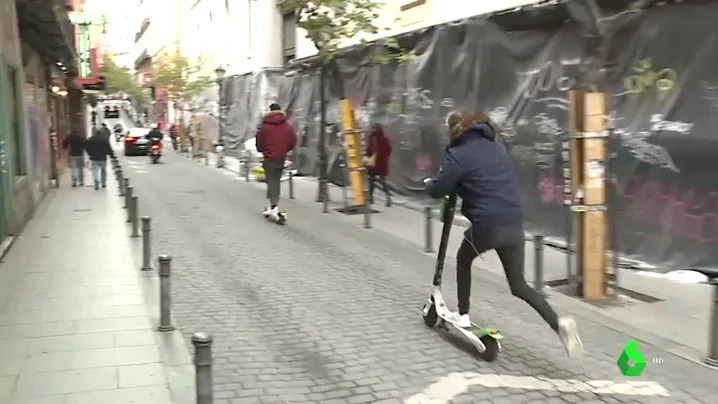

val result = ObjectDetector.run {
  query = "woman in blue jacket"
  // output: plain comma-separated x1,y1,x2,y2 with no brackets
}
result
425,111,583,358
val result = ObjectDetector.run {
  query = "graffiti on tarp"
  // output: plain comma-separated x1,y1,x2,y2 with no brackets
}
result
619,58,677,99
612,112,693,173
515,59,580,108
537,174,718,244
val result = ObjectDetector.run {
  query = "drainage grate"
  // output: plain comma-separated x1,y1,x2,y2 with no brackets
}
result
179,190,206,195
72,209,91,212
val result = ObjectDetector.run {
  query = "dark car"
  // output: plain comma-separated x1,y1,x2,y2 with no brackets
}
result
124,128,151,156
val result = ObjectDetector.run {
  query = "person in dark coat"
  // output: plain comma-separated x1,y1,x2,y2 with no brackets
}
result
365,123,392,206
62,128,87,187
96,123,111,142
425,111,583,358
256,103,297,216
84,129,116,190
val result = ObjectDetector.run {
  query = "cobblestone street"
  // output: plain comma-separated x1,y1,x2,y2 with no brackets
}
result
114,149,716,404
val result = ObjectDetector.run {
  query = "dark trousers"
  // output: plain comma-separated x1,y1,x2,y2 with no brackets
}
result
368,173,391,205
456,224,559,331
263,159,284,206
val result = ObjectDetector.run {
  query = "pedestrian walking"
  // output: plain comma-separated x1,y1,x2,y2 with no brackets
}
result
62,127,87,187
84,128,116,190
365,123,392,206
97,123,112,142
256,103,297,218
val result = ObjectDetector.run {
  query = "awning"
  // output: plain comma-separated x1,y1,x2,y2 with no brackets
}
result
15,0,78,76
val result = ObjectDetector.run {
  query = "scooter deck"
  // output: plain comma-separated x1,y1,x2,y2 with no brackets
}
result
263,211,288,225
437,318,503,339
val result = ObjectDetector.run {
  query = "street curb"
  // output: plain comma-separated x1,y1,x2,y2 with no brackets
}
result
0,236,16,262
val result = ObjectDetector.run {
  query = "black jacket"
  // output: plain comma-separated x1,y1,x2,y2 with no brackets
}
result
85,135,115,161
63,134,86,157
148,128,163,143
426,123,523,228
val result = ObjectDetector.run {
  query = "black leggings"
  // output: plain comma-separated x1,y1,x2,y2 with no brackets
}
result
456,225,559,332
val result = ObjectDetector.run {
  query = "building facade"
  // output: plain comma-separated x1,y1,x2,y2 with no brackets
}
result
1,0,79,245
179,0,283,76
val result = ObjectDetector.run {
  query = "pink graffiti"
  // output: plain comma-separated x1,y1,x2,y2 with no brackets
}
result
536,176,718,244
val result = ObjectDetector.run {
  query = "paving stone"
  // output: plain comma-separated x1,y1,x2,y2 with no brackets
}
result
0,174,185,404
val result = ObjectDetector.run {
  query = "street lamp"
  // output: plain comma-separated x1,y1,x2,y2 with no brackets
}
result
214,65,227,167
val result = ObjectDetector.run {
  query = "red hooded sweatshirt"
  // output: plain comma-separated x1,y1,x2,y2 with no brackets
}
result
256,111,297,162
367,127,392,176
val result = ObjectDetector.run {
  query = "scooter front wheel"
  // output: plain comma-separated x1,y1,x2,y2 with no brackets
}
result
478,336,500,362
422,302,438,327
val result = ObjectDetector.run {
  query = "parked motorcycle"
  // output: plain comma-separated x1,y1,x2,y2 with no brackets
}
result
150,143,162,163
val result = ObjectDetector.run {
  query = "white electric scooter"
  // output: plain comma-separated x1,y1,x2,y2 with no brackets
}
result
420,182,503,361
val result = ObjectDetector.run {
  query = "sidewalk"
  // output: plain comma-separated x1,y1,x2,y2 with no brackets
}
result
201,152,714,363
0,172,194,404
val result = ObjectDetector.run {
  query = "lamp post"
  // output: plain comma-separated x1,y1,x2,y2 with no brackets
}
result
214,65,227,168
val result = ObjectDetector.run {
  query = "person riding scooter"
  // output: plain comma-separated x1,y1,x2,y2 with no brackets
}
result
424,110,583,358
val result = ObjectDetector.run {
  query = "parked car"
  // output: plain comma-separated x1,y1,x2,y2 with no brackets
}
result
124,128,151,156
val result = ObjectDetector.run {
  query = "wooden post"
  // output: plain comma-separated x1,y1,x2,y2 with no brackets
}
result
339,99,367,206
568,90,609,301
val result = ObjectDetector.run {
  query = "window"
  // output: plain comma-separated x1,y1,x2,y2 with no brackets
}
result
5,66,25,177
282,11,296,66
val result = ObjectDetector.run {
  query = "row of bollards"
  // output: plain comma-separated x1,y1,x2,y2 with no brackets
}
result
110,156,215,404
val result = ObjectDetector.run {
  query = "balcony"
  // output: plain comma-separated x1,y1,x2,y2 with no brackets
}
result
15,0,79,76
135,17,151,43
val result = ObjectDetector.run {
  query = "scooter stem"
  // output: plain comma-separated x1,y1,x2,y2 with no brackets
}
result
432,192,458,286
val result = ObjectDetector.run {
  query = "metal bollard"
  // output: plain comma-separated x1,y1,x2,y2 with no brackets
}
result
534,234,545,293
424,206,434,253
130,196,140,237
125,186,134,219
244,159,250,182
118,170,125,196
704,279,718,367
288,170,295,199
141,217,152,270
192,332,213,404
363,198,372,229
123,179,131,207
157,255,175,332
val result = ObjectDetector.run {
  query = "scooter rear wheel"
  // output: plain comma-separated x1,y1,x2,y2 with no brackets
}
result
422,303,438,327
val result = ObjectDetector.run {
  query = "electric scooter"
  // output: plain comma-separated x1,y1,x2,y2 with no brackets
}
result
421,188,503,362
263,209,287,225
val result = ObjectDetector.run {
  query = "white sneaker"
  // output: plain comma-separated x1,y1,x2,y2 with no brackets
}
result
558,316,583,357
262,206,274,216
446,311,472,328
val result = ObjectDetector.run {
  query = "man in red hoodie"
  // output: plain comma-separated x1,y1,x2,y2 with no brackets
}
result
256,103,297,217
